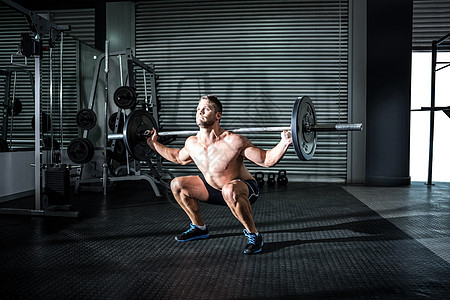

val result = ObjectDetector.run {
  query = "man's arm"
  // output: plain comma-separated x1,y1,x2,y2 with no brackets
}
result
243,131,292,167
146,129,193,165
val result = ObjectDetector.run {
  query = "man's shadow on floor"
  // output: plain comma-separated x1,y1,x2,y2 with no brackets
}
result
208,217,409,254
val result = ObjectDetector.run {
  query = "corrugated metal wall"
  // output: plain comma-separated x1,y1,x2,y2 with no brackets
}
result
0,3,94,149
0,3,36,149
135,0,349,182
413,0,450,50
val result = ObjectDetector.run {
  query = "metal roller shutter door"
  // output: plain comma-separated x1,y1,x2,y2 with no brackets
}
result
0,3,37,149
413,0,450,51
135,0,349,182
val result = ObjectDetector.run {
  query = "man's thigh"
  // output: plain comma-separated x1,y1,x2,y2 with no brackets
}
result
222,180,250,199
223,179,259,204
172,176,209,202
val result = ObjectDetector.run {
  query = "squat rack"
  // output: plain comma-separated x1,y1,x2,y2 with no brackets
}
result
1,0,71,215
74,46,171,197
411,32,450,185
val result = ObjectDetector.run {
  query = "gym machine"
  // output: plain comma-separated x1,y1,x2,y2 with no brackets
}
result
67,46,174,196
411,32,450,185
0,0,76,217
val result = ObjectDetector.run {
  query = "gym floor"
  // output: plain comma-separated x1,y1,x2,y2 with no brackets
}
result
0,180,449,299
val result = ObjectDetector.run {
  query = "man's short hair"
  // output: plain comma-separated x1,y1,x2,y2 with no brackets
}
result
200,95,223,113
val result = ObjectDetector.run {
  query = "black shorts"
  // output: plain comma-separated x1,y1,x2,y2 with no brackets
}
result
198,174,259,206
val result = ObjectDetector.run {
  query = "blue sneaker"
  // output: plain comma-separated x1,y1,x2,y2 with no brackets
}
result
243,229,263,254
175,223,209,242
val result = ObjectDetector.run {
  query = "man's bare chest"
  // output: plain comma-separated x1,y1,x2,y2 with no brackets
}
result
189,141,241,170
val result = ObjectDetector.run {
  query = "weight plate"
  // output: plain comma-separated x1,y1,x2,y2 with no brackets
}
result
108,111,126,132
7,98,22,116
291,96,317,161
76,109,97,130
31,112,52,133
122,109,158,161
113,86,137,109
67,138,94,164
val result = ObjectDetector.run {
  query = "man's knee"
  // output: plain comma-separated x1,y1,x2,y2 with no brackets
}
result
222,182,247,206
170,177,184,194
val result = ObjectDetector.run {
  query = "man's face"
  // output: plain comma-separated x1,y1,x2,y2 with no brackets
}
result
196,99,221,128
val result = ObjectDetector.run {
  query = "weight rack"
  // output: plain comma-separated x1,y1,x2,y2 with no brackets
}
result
71,46,173,197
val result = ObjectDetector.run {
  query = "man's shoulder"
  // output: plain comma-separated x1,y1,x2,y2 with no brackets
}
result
224,131,251,145
184,135,198,145
223,130,239,139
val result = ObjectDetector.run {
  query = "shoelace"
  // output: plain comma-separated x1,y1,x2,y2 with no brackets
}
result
184,223,197,234
244,230,257,245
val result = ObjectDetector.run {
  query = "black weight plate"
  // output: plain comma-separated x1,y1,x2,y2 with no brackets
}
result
108,112,126,132
7,98,22,116
31,112,52,133
113,86,137,109
122,109,157,161
76,109,97,130
67,138,94,164
291,96,317,161
0,137,8,152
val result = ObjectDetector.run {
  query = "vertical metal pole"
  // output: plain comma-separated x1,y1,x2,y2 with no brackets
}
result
427,40,437,186
49,47,54,163
124,111,130,175
103,40,110,196
143,69,148,106
127,53,135,88
34,55,41,210
118,54,131,175
59,33,64,153
119,55,123,86
9,72,17,148
149,70,158,125
2,72,11,139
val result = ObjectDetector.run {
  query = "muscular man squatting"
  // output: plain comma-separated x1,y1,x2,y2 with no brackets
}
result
145,95,292,254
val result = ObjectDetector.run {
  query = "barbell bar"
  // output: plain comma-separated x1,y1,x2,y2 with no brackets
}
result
107,96,363,161
110,123,363,139
108,127,292,139
149,123,362,136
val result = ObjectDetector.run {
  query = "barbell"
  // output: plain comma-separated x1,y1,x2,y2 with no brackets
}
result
108,96,363,162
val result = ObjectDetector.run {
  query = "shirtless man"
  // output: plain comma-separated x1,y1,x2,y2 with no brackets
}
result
145,95,292,254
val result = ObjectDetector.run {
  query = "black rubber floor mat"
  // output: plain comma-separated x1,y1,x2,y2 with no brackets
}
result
0,183,448,299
